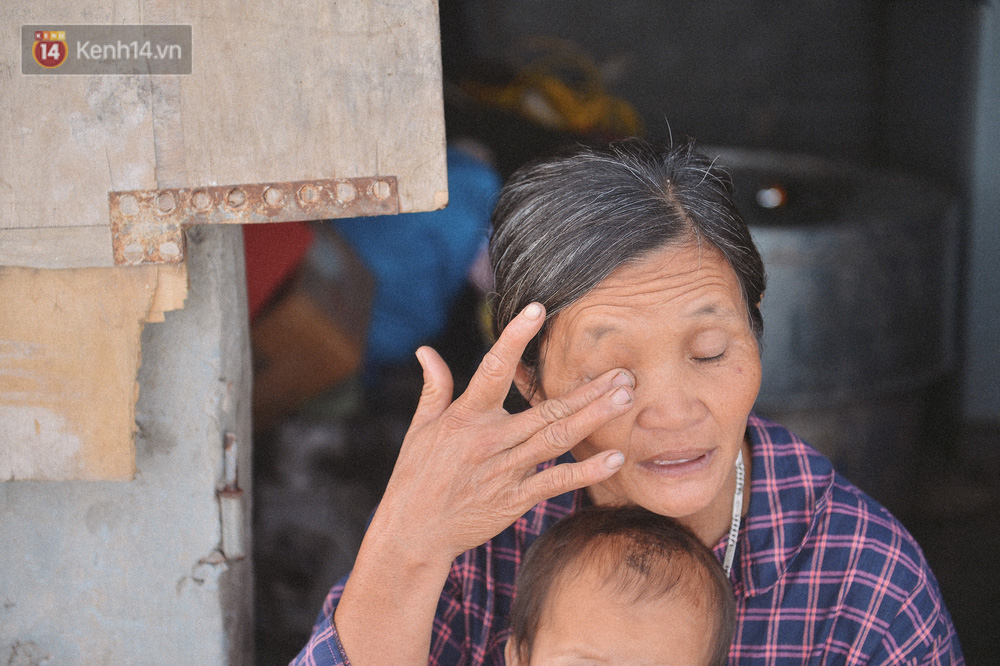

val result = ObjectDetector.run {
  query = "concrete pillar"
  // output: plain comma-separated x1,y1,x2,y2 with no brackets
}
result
1,225,253,664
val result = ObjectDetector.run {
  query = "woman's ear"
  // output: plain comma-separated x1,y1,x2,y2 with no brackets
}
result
513,363,544,407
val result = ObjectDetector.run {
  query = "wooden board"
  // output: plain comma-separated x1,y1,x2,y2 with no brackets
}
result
0,226,115,268
0,263,187,480
0,0,447,268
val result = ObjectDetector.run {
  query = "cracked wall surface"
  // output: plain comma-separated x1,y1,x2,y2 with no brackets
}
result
0,225,253,664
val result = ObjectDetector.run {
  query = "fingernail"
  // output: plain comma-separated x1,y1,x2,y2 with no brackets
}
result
605,451,625,469
611,387,631,405
611,371,633,388
523,303,543,320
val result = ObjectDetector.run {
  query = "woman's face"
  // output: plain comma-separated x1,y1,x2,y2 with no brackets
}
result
523,242,761,531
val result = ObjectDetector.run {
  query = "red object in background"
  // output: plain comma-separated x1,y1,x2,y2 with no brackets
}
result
243,222,315,322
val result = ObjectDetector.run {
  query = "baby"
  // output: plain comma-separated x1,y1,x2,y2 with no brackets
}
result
505,505,736,665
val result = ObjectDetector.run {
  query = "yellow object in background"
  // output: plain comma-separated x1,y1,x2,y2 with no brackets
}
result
463,38,643,139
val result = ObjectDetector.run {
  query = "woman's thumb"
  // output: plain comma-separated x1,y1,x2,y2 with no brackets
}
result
412,346,454,425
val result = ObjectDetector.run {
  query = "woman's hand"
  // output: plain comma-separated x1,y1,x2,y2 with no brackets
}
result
335,302,634,665
378,302,634,562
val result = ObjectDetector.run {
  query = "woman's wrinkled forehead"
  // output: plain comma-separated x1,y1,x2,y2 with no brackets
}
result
540,243,749,356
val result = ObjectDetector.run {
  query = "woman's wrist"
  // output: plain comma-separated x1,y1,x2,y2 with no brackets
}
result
359,515,457,583
363,500,461,573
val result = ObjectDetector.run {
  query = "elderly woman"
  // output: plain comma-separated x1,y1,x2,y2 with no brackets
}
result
294,140,962,664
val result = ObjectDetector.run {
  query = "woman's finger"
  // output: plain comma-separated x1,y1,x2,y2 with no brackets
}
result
410,346,455,428
508,383,633,469
518,449,625,507
459,303,546,411
508,368,634,441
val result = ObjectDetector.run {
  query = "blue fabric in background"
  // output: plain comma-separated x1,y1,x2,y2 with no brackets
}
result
332,146,501,369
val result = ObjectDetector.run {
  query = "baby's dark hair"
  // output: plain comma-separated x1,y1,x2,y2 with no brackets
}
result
508,505,736,665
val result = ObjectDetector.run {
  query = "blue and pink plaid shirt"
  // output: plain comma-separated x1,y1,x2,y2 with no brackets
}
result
293,413,963,665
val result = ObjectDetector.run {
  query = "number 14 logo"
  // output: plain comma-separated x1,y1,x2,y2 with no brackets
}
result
33,30,67,69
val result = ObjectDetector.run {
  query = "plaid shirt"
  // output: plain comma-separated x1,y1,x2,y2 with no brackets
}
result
293,413,963,665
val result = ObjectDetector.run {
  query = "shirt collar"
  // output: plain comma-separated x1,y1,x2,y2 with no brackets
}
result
537,413,835,597
727,412,837,597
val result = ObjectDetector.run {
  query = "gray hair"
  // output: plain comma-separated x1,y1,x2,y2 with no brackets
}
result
489,139,766,393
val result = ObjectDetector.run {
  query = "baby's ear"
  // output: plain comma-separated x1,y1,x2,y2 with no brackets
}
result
504,637,522,666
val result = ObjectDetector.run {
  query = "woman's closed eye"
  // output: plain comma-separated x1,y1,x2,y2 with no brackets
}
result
693,350,727,363
690,329,730,363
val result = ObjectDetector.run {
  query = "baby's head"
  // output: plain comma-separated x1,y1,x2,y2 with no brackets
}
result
505,505,736,666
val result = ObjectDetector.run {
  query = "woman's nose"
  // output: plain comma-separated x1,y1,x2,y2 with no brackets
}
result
632,369,707,431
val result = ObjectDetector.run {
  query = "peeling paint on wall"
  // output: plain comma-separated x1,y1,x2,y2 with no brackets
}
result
0,406,82,480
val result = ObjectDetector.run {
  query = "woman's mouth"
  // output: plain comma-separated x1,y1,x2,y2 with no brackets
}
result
638,449,714,477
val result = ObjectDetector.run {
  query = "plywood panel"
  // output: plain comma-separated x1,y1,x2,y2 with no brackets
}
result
163,0,448,212
1,0,447,268
0,226,115,268
0,263,187,480
1,4,156,232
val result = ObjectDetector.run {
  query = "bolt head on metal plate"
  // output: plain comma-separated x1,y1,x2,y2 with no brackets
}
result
109,176,399,265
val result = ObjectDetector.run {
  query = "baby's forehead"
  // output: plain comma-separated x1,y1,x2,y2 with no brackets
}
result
529,553,718,664
544,543,710,611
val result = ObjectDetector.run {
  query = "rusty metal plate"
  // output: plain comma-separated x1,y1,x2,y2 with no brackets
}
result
109,176,399,265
